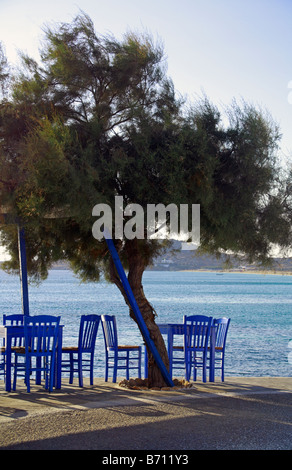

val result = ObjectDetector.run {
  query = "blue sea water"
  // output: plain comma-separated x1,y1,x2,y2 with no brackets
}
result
0,268,291,379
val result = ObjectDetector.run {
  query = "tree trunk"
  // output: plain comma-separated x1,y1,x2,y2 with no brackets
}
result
109,239,170,388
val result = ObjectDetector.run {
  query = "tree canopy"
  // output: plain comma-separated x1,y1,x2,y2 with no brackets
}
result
0,13,291,386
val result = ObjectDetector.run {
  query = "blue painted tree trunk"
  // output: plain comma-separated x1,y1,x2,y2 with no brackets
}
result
17,226,29,316
105,236,173,387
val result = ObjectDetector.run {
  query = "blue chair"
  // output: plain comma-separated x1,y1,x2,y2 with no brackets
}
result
2,314,24,347
13,315,61,392
184,315,213,382
209,317,230,382
101,315,141,383
62,315,100,387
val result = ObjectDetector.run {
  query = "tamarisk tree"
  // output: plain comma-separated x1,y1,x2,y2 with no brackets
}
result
0,14,290,387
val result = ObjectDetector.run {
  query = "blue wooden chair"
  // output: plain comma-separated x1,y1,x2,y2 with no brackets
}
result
13,315,61,392
1,314,25,381
209,317,230,381
62,315,100,387
184,315,213,382
0,359,4,379
3,314,24,326
101,315,141,383
2,314,24,347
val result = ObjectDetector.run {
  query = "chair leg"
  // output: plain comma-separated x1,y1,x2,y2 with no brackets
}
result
221,356,225,382
202,353,207,383
49,362,55,392
185,350,190,381
144,346,148,378
126,351,129,380
36,357,42,385
113,352,118,383
78,354,83,388
90,353,94,385
193,352,197,381
202,364,206,383
44,357,48,390
12,355,18,391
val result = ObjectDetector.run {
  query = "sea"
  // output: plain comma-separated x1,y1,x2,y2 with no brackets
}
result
0,268,291,379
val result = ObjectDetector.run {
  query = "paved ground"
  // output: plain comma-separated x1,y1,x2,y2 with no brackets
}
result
0,377,291,451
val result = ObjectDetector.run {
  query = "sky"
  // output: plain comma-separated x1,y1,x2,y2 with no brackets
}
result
0,0,292,259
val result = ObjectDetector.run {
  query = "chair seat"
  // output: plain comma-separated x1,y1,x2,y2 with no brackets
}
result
2,346,26,354
107,345,141,352
15,347,55,354
184,315,213,383
11,346,26,354
12,315,61,393
62,346,78,352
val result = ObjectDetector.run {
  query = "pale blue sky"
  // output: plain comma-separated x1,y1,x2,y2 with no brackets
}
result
0,0,292,258
1,0,291,153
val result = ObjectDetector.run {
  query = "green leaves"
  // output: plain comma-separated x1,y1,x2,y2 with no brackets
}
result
0,13,291,282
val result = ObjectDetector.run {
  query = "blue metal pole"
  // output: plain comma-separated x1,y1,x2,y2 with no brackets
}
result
17,225,29,316
104,236,174,387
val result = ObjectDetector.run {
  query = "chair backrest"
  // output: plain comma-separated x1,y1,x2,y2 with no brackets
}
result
3,314,25,347
213,317,230,349
184,315,213,351
78,315,100,352
24,315,61,357
168,324,184,347
101,315,118,350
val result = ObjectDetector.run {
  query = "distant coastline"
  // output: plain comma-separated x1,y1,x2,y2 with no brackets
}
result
2,238,292,274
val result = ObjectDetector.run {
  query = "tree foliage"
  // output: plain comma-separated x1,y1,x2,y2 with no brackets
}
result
0,13,291,385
